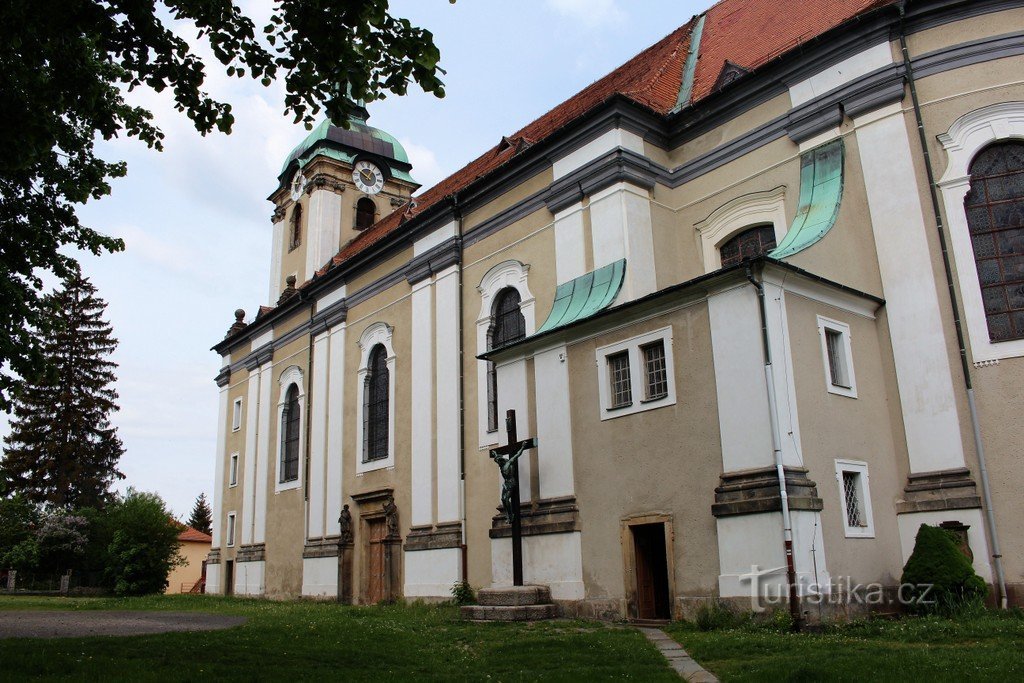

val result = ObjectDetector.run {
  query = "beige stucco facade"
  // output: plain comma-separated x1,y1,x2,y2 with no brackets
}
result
206,1,1024,616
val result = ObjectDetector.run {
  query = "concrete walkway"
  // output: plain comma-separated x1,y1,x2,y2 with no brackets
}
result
638,627,719,682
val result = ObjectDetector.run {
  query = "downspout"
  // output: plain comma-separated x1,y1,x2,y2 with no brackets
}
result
897,0,1007,608
453,195,469,584
746,263,802,630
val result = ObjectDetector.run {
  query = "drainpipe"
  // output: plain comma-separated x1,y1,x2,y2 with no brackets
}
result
746,263,802,630
453,195,469,585
898,0,1007,608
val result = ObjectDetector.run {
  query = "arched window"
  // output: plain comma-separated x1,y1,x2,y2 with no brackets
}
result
965,142,1024,342
289,203,302,250
719,224,777,268
363,344,390,461
355,197,377,231
280,384,301,482
486,288,526,432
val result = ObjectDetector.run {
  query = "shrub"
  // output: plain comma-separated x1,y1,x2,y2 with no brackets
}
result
35,511,89,575
102,489,184,595
0,495,39,570
900,524,987,616
450,580,476,605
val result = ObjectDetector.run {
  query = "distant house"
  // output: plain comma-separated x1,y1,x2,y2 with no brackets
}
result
167,526,212,594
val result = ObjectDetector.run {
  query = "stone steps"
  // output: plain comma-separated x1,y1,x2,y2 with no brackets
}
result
461,584,558,621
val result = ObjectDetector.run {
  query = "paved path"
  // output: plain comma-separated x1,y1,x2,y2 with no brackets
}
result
0,610,245,639
638,627,719,682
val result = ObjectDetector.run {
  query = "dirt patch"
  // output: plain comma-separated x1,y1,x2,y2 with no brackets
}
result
0,610,246,639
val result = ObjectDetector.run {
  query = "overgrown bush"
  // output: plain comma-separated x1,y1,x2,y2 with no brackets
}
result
103,489,185,595
450,580,476,605
35,511,89,575
900,524,987,616
0,495,40,572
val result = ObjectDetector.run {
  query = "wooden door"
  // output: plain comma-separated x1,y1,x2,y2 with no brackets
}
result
634,529,656,619
366,518,386,604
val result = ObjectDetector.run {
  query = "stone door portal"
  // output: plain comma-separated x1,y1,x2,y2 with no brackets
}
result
366,517,387,604
632,523,670,620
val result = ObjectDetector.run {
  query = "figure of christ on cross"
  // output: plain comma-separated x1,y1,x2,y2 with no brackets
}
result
489,409,537,587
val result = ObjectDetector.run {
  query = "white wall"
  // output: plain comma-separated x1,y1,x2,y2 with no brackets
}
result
534,345,575,499
405,548,461,598
302,557,339,598
490,532,585,600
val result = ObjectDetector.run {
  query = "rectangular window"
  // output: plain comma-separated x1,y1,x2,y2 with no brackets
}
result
232,398,243,432
596,327,676,420
835,460,874,538
817,316,857,398
229,453,239,487
608,351,633,408
642,341,668,401
226,512,236,547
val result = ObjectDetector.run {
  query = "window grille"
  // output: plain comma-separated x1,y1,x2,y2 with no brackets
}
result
281,384,300,482
355,197,377,231
289,204,302,250
608,351,632,408
487,288,526,431
364,344,390,461
842,471,864,528
719,224,777,267
825,329,849,387
642,341,668,400
964,142,1024,342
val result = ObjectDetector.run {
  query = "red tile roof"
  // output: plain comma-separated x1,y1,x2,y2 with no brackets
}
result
304,0,895,284
178,526,213,543
691,0,896,102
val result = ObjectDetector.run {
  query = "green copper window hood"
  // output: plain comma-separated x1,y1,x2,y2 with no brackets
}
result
535,259,627,335
770,138,845,259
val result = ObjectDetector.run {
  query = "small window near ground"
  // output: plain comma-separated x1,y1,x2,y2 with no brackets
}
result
226,512,236,547
817,316,857,398
642,341,668,401
231,398,243,432
835,460,874,538
596,327,676,420
229,453,239,487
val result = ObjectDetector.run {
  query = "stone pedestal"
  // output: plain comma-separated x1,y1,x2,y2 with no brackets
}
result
461,585,558,621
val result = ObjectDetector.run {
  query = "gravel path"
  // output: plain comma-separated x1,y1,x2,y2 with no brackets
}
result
0,610,246,639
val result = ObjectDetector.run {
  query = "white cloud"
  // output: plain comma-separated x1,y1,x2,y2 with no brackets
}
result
400,139,447,191
546,0,625,28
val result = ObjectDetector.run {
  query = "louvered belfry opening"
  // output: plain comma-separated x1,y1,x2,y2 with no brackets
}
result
719,224,777,267
355,197,377,231
363,344,390,461
281,384,300,482
965,141,1024,342
487,288,526,432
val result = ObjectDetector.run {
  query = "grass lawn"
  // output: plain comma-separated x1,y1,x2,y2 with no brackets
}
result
0,594,676,681
666,611,1024,682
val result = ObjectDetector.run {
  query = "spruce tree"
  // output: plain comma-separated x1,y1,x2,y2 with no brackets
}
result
186,493,213,535
1,273,124,509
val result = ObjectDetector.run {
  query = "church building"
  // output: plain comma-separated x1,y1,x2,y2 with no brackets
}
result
206,0,1024,617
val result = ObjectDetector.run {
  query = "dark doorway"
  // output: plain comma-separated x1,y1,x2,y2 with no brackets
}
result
632,523,670,620
224,560,234,596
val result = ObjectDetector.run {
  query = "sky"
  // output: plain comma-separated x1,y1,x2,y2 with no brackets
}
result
0,0,712,520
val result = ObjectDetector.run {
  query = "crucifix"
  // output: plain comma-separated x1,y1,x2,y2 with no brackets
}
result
489,409,537,587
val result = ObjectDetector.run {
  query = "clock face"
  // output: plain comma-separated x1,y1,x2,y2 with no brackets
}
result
289,171,305,201
352,160,385,195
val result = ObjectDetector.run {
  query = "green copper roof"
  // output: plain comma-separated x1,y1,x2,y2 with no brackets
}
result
280,115,412,176
770,138,845,259
673,13,705,112
535,259,627,335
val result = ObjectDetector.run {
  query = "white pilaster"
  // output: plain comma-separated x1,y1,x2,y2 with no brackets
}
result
708,285,774,471
307,333,330,539
410,278,435,527
552,128,645,180
254,362,274,544
534,345,575,499
325,324,346,536
588,182,657,302
854,105,966,473
305,189,342,277
496,358,531,503
240,371,261,546
435,265,462,523
212,385,230,548
269,218,285,304
554,203,586,285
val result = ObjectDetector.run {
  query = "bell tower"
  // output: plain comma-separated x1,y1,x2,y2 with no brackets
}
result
267,107,419,304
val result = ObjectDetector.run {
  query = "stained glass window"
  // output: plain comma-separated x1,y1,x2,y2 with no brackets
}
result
719,224,777,267
364,344,390,461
